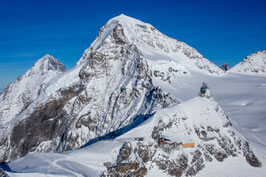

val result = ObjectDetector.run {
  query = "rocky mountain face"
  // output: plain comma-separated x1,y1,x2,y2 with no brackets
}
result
230,49,266,74
0,167,8,177
103,96,261,176
220,64,230,71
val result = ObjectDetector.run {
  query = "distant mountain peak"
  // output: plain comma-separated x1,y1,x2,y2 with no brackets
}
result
230,50,266,74
0,54,65,126
220,64,230,71
32,54,65,74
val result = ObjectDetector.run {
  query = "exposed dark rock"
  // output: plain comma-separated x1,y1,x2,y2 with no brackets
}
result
3,85,82,162
112,24,126,45
186,150,205,176
135,144,151,163
117,143,132,163
220,64,230,71
0,168,9,177
246,152,262,167
105,142,147,177
242,141,262,167
213,149,228,162
156,154,188,177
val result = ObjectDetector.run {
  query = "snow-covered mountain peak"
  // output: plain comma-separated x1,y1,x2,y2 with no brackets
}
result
109,14,148,26
30,54,65,75
0,55,65,126
77,15,223,75
230,49,266,74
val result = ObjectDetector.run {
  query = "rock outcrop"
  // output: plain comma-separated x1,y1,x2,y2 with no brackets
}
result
220,64,230,71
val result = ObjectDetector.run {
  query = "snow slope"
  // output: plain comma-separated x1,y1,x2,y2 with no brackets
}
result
230,49,266,74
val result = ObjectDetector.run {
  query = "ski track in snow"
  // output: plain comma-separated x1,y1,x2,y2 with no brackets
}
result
230,119,266,146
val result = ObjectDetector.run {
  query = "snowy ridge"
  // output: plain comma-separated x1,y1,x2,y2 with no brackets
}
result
230,49,266,74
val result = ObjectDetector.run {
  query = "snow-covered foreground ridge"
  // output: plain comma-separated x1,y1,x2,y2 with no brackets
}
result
5,96,265,177
0,14,266,176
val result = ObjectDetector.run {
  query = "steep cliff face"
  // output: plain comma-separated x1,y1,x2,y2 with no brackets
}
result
230,49,266,74
0,15,178,162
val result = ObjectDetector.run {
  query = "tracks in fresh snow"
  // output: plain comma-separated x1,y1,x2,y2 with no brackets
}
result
52,159,98,177
231,119,266,146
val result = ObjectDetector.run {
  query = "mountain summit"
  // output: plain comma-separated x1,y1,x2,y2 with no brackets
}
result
77,14,223,75
0,54,65,125
230,49,266,74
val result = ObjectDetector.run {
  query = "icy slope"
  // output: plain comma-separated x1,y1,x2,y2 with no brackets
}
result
0,54,65,125
6,95,264,177
230,49,266,74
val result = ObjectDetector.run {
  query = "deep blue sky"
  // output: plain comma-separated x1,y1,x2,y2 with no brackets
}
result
0,0,265,89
